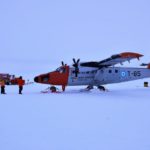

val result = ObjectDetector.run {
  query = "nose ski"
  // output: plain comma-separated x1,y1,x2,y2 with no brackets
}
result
41,86,61,94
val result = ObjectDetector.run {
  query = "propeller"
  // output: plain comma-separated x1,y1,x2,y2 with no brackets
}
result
61,61,65,66
61,61,67,67
72,58,80,77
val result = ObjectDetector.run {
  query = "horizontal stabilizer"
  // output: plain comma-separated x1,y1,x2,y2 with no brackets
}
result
141,63,150,69
120,52,143,60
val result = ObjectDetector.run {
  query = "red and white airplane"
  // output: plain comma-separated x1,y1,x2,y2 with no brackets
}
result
34,52,150,92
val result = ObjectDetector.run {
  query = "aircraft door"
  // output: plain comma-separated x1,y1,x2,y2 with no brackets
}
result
94,69,105,84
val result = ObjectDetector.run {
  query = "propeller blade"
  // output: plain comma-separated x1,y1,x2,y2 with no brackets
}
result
77,59,80,64
61,61,64,66
73,58,76,64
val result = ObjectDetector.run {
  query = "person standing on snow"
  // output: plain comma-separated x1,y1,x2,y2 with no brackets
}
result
17,76,25,94
0,80,6,94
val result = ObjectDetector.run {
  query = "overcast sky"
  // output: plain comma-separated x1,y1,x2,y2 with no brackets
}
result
0,0,150,75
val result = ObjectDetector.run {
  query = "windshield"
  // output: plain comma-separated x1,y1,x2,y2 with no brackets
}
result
56,67,66,73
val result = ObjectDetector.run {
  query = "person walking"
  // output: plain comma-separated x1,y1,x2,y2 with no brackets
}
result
17,76,25,94
0,80,6,94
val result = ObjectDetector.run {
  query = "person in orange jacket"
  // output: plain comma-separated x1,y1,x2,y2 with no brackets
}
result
0,80,6,94
17,76,25,94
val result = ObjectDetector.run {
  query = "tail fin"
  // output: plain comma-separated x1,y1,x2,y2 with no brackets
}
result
141,63,150,69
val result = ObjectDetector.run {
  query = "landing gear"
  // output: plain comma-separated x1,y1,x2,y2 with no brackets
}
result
50,86,57,92
80,85,93,92
97,85,106,91
41,86,59,93
47,85,66,92
80,85,107,92
62,85,66,92
86,85,94,91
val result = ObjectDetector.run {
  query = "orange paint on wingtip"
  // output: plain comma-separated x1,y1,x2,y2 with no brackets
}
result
120,52,144,58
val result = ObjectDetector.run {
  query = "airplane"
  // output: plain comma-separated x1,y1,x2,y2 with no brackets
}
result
34,52,150,92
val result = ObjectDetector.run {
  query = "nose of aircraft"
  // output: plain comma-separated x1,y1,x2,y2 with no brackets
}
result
34,76,39,83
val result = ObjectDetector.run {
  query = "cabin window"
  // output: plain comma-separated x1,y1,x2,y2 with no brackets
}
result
109,70,112,73
115,70,118,73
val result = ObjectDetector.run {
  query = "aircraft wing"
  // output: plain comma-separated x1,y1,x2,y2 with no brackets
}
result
80,52,143,68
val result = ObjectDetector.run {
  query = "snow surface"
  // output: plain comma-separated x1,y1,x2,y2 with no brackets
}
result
0,81,150,150
1,0,150,149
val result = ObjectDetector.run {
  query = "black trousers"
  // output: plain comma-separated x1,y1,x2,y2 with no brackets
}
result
1,86,5,94
19,86,23,94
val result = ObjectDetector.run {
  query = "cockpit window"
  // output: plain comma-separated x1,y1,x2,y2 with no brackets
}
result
56,67,66,73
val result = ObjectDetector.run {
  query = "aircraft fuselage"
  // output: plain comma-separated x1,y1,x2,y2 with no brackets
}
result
34,65,150,87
